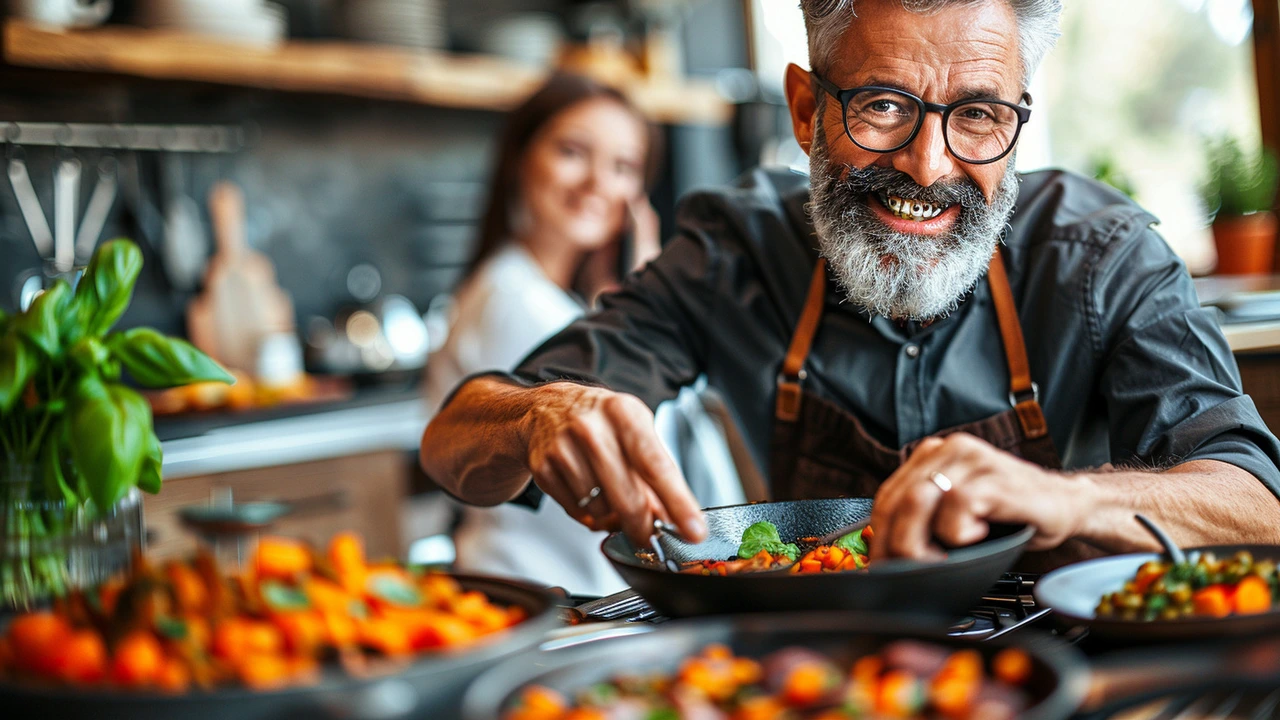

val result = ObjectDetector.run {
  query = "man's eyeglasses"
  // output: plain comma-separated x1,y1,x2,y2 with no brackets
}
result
811,73,1032,165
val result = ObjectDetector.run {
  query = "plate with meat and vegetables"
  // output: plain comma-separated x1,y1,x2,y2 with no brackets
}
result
601,499,1034,619
0,531,560,720
1035,544,1280,641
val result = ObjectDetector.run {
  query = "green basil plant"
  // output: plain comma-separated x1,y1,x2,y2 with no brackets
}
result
1,239,232,514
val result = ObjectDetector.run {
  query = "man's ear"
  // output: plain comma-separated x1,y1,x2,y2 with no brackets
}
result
784,63,818,156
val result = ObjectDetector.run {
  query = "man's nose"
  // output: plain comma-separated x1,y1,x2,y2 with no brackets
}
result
890,114,955,188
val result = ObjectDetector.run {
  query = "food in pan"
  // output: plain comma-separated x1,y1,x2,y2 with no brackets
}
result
0,532,526,692
1095,550,1278,621
679,521,874,575
503,641,1034,720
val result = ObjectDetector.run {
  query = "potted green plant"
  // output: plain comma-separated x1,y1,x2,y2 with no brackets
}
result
1200,136,1280,275
0,239,231,609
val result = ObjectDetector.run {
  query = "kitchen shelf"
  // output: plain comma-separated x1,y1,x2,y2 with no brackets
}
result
3,20,734,126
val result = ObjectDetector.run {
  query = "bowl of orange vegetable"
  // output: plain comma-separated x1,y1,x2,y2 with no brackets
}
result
1036,544,1280,642
0,532,560,719
461,615,1087,720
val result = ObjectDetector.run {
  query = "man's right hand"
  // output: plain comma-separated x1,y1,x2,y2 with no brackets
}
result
522,382,707,546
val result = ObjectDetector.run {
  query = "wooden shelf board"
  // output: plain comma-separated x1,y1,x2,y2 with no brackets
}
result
3,20,732,125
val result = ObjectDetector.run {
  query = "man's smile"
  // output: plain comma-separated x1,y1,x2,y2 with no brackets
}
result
867,191,963,235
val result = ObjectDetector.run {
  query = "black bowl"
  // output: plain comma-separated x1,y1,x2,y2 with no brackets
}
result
0,574,561,720
602,499,1033,620
462,614,1088,720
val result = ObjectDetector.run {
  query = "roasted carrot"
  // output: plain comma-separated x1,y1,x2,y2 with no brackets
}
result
51,630,107,684
9,612,71,676
156,657,191,693
930,672,978,718
781,661,836,706
328,531,367,595
992,648,1032,685
824,546,847,570
1234,575,1273,615
110,631,163,687
506,686,568,720
1193,585,1234,618
255,537,312,579
877,669,925,717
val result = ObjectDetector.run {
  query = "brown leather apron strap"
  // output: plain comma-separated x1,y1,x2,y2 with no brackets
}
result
987,249,1049,439
776,258,828,422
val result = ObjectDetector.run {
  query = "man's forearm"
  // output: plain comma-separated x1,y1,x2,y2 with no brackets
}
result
1076,460,1280,553
420,376,540,506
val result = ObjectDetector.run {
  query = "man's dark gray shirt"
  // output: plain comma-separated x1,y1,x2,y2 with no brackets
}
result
493,167,1280,498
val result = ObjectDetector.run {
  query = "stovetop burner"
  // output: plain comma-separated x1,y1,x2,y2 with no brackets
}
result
568,572,1079,643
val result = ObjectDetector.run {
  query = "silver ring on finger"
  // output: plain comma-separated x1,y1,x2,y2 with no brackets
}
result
576,485,603,508
930,471,953,493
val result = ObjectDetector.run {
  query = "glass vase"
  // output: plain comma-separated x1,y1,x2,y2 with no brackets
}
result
0,462,144,611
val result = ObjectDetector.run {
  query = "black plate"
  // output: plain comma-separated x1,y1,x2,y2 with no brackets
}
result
0,574,561,720
602,498,1034,619
461,614,1088,720
1035,544,1280,642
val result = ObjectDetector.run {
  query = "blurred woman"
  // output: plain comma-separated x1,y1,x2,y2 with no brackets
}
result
427,73,740,597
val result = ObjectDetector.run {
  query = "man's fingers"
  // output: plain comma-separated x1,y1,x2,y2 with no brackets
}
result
545,435,612,517
932,482,992,548
881,477,948,561
531,462,587,524
604,395,706,542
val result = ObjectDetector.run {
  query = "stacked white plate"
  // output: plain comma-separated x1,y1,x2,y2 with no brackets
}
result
135,0,287,47
343,0,444,50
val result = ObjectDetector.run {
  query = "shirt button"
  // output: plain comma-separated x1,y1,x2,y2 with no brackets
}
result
904,344,920,359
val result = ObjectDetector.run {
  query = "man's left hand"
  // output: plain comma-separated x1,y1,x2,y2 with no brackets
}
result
868,433,1092,562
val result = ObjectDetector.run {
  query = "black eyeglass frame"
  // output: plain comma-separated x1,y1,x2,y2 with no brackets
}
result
811,73,1033,165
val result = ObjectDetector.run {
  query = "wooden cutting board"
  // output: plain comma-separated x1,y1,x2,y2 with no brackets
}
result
187,181,295,374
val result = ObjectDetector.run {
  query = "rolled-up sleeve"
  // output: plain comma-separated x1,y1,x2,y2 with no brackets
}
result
1094,227,1280,495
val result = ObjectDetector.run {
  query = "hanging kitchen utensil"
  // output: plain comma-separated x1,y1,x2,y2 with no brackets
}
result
602,498,1033,619
7,154,54,259
53,154,81,273
187,180,296,373
163,151,209,291
74,155,118,262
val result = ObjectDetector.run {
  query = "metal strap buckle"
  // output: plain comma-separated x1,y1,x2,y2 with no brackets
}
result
1008,381,1039,408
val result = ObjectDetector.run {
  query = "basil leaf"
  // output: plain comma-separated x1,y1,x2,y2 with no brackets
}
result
0,333,35,413
138,429,163,495
156,616,188,639
106,328,233,388
737,521,799,561
68,336,111,374
262,581,311,611
67,375,151,511
12,281,69,358
366,573,423,607
73,239,143,337
834,528,868,556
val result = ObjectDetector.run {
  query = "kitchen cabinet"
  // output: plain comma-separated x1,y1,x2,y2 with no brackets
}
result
143,449,408,561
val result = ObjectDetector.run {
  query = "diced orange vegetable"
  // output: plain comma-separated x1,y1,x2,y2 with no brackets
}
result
506,686,567,720
422,573,463,606
936,649,982,682
110,631,164,688
781,661,836,707
328,532,367,595
506,606,528,627
320,611,359,648
9,612,72,676
1235,575,1273,615
733,695,788,720
824,546,847,570
156,657,191,693
213,619,253,663
237,654,291,690
877,669,925,717
255,537,312,579
305,577,355,613
274,612,326,655
50,630,107,684
862,525,875,540
410,612,477,650
358,618,412,656
704,643,732,661
799,558,823,574
732,657,763,685
851,655,883,683
992,648,1032,685
184,615,212,651
1193,585,1234,618
1132,564,1164,595
166,561,208,613
930,672,978,718
246,621,284,656
563,710,607,720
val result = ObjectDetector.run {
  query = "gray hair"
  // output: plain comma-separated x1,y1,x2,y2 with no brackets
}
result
801,0,1062,88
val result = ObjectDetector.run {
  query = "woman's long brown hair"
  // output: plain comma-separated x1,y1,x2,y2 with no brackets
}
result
464,72,661,282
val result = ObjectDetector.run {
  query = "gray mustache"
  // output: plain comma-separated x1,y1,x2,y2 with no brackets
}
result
839,164,987,210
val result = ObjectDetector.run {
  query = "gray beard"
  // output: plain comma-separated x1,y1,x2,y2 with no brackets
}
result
806,134,1020,321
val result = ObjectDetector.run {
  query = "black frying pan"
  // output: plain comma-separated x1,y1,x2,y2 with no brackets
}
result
0,574,561,720
602,498,1034,620
460,614,1089,720
1034,544,1280,642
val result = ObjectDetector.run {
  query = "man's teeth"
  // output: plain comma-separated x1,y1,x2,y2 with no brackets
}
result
879,193,948,221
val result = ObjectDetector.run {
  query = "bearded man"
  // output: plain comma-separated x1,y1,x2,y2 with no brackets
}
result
421,0,1280,565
